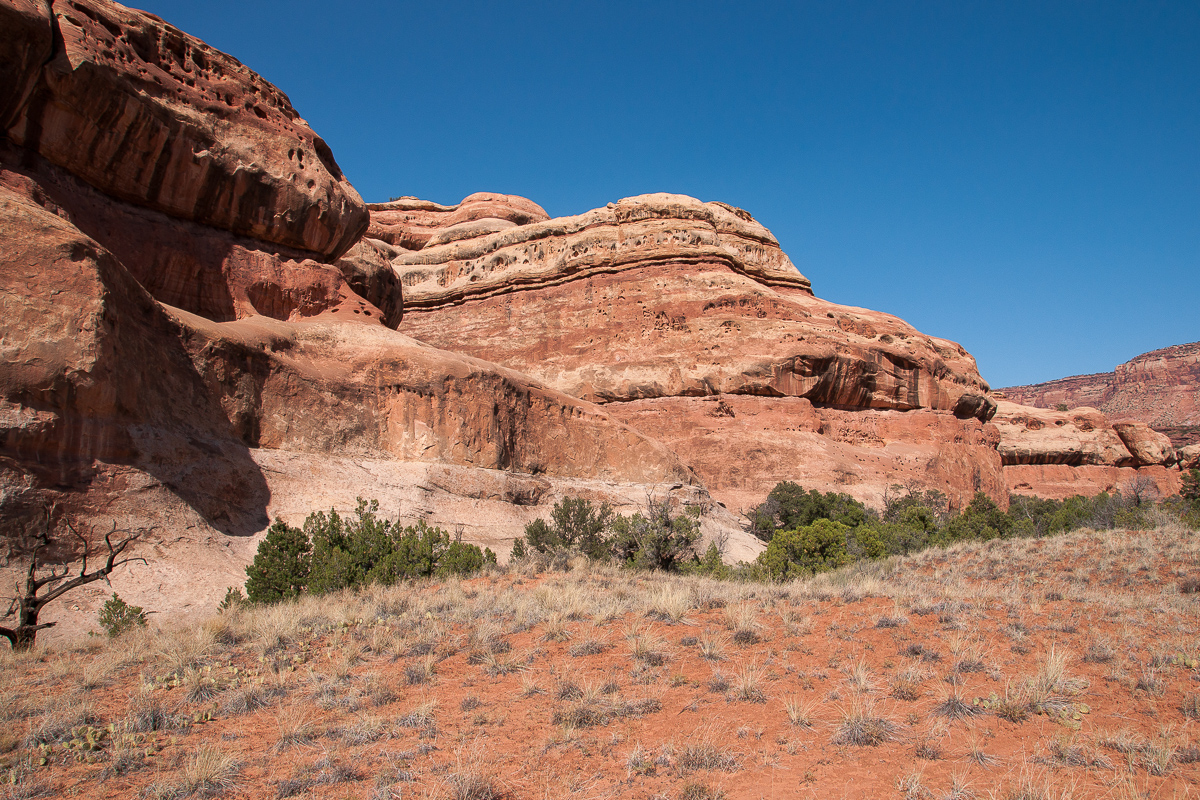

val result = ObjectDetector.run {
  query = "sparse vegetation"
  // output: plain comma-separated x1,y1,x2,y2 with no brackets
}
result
3,511,1198,797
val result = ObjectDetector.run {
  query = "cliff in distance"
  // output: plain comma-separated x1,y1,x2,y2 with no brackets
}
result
999,342,1200,449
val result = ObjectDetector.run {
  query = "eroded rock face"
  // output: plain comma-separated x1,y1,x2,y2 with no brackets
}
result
999,342,1200,444
0,0,368,258
0,184,271,535
394,193,987,413
367,192,550,251
991,401,1135,467
1006,465,1182,502
0,143,390,325
606,394,1006,513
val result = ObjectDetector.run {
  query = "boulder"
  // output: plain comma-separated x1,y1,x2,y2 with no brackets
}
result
1178,444,1200,471
1,0,368,258
1112,422,1175,467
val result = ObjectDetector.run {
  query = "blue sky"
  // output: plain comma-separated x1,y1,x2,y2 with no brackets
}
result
138,1,1198,389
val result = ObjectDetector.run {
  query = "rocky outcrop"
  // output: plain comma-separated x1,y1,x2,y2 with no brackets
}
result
606,394,1005,513
999,342,1200,444
394,193,987,414
1,0,368,258
385,191,999,508
1112,422,1176,468
0,183,271,535
1006,464,1182,502
368,193,550,251
0,142,391,325
992,402,1137,467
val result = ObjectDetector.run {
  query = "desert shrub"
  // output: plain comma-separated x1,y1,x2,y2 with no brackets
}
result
98,593,146,637
522,498,613,559
936,492,1012,544
685,541,730,579
245,520,312,603
748,482,868,542
609,497,702,571
758,519,853,580
1180,469,1200,501
246,500,490,602
217,587,247,613
437,541,497,578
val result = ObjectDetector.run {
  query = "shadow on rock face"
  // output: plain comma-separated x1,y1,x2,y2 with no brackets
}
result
0,181,271,541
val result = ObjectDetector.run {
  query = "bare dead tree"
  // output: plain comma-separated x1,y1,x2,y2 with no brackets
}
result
1,510,146,650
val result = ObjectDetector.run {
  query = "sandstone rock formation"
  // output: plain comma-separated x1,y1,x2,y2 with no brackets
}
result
384,190,1005,510
991,402,1137,467
0,0,754,641
1,0,368,258
3,0,1189,645
999,342,1200,446
368,193,551,251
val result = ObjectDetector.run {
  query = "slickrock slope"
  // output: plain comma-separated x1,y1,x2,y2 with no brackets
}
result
999,342,1200,446
391,192,1005,509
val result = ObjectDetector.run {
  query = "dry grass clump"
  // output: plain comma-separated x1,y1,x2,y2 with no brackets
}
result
724,603,761,645
783,695,819,727
730,661,767,702
833,699,899,746
180,745,240,795
675,726,741,775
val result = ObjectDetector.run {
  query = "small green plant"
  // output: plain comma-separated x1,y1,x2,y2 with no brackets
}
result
1181,469,1200,501
98,593,146,638
217,587,246,613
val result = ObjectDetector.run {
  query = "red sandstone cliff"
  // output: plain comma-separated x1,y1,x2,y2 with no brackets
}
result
1,0,1188,640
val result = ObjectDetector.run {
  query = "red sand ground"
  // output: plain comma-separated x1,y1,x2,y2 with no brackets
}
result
1,525,1198,799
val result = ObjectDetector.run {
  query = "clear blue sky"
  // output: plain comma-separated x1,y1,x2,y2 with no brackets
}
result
138,0,1198,389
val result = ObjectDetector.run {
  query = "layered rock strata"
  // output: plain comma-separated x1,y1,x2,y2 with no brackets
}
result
389,191,1003,508
392,193,990,412
999,342,1200,444
1,0,368,258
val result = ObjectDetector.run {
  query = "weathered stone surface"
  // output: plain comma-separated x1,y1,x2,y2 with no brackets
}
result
367,192,550,251
992,401,1135,467
2,0,368,258
1112,422,1176,467
1006,465,1182,502
1178,444,1200,470
0,142,386,325
395,194,988,415
999,342,1200,443
607,394,1006,513
334,238,404,329
170,310,698,486
0,183,271,535
0,0,52,130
